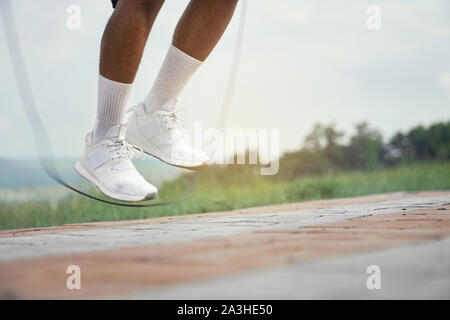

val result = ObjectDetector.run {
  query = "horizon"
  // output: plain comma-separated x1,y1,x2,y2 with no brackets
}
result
1,0,450,158
0,117,447,161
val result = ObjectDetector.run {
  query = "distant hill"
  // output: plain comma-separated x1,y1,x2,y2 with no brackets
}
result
0,157,181,189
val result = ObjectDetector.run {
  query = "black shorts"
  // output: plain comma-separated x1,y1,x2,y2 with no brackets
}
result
111,0,118,8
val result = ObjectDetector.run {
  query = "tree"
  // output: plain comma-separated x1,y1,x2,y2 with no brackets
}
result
347,122,383,170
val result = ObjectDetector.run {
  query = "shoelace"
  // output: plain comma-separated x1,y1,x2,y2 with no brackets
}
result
160,108,192,143
162,109,189,128
108,139,144,160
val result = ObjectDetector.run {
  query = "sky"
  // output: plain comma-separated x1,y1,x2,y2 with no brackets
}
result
0,0,449,159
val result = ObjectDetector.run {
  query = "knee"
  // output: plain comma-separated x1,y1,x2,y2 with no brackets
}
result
121,0,165,18
140,0,165,14
209,0,238,10
200,0,238,17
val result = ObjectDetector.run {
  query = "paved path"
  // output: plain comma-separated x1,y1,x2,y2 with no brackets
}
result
125,237,450,300
0,191,449,299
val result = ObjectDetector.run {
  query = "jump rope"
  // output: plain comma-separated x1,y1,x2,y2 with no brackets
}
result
0,0,247,207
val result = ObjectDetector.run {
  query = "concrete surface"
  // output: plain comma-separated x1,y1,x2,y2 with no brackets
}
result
127,237,450,299
0,191,449,299
1,193,448,261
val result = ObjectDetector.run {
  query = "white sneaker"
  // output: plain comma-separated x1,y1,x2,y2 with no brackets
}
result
126,99,209,170
74,124,158,202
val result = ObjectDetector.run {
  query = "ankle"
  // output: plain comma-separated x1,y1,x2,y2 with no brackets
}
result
93,122,126,144
144,95,179,114
143,94,166,114
143,45,201,113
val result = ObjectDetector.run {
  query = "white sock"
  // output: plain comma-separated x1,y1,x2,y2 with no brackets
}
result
144,45,202,113
93,74,132,143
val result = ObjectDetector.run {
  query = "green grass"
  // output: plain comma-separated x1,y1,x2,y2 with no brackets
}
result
1,161,449,230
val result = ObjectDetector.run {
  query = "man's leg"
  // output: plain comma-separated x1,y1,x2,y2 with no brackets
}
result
144,0,238,112
173,0,238,61
100,0,164,83
126,0,238,169
94,0,164,143
75,0,164,202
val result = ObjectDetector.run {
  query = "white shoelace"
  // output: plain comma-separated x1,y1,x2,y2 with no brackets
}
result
108,139,144,160
161,109,189,128
160,108,193,144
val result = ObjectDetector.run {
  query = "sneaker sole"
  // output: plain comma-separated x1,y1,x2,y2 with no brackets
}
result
74,161,157,202
127,133,208,171
142,150,208,171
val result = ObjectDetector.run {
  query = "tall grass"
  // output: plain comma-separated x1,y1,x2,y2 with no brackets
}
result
0,162,449,230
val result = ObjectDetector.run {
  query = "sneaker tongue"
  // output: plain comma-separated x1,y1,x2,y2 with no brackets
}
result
161,98,179,112
105,124,126,140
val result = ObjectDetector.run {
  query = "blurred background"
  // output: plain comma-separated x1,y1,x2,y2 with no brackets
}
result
0,0,449,230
